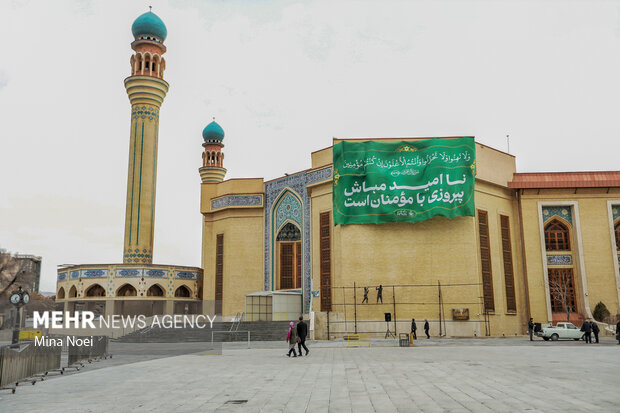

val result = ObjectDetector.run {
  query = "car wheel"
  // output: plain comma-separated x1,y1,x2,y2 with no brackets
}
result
551,334,559,341
542,337,549,341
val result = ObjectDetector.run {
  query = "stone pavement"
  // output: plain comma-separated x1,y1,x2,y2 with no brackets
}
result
1,338,618,412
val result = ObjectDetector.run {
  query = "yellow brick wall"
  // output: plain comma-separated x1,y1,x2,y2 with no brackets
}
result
520,189,620,323
201,178,266,317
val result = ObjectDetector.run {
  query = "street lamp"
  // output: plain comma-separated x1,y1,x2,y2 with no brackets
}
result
9,286,30,347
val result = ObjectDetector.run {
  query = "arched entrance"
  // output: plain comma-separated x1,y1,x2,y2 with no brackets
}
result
85,284,105,297
276,222,302,290
117,284,137,297
147,284,165,297
174,285,191,298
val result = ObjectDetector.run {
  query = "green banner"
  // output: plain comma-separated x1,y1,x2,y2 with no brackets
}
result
333,138,476,225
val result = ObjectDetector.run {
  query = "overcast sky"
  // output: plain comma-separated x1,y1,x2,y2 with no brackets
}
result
1,0,619,292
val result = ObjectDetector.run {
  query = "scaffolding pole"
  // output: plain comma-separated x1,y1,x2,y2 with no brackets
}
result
353,282,358,334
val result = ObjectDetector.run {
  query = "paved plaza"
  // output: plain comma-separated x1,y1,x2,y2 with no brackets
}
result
1,338,619,412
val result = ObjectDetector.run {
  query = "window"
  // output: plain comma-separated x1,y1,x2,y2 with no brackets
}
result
215,234,224,314
320,212,332,312
545,219,570,251
500,215,516,312
280,243,294,289
478,210,494,312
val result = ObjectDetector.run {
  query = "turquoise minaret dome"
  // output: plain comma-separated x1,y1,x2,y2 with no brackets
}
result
202,120,225,143
132,11,168,42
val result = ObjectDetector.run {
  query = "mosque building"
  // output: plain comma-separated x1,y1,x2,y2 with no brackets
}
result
199,122,620,337
55,10,203,317
56,10,620,338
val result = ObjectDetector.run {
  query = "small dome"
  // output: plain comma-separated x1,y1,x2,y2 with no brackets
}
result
202,121,225,142
132,11,167,42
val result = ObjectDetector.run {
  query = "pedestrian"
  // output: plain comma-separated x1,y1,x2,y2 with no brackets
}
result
424,319,430,339
580,319,592,344
286,321,298,357
591,320,600,344
528,317,534,341
297,316,309,356
411,318,417,340
376,285,383,304
616,317,620,345
362,287,369,304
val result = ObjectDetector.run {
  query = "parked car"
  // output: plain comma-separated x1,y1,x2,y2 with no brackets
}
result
536,322,583,341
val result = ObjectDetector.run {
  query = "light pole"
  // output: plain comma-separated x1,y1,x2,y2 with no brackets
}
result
9,286,30,348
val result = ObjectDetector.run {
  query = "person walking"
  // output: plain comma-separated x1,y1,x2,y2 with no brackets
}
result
376,285,383,304
361,287,369,304
297,316,309,356
591,320,600,344
616,318,620,345
286,321,298,357
424,319,430,339
411,318,417,340
581,319,592,344
528,317,534,341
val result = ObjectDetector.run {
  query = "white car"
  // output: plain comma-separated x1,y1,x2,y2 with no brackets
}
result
537,322,583,341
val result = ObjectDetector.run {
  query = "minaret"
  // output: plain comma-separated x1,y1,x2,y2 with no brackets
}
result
199,119,227,183
123,10,169,264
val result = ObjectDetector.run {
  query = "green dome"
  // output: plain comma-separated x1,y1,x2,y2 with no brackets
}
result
202,121,225,142
132,11,167,42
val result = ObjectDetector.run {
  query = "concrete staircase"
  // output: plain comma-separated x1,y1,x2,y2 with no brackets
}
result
115,321,293,343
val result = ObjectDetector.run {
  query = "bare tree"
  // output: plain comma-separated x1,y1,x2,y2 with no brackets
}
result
548,271,575,323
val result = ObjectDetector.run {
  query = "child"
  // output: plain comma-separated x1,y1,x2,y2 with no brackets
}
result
286,321,298,357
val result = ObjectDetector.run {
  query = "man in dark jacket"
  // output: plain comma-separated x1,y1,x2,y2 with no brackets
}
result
424,319,430,339
528,318,534,341
297,316,309,356
617,319,620,345
581,320,592,344
591,321,600,344
411,318,417,340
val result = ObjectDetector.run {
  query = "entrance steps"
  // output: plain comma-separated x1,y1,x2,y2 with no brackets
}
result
114,320,293,343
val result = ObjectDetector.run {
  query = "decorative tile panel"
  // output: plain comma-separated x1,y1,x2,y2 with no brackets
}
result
613,206,620,221
146,269,167,278
212,195,263,210
117,268,144,277
81,269,108,278
70,270,80,279
175,271,197,280
265,166,333,313
58,272,67,281
275,193,302,230
547,254,573,265
542,206,573,225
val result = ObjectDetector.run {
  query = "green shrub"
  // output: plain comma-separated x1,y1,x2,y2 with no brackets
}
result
592,301,610,322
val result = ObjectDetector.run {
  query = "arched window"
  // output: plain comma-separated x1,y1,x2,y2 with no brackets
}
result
544,219,570,251
69,286,77,298
117,284,137,297
57,287,65,299
147,284,164,297
85,284,105,297
175,285,191,298
615,221,620,250
276,223,301,241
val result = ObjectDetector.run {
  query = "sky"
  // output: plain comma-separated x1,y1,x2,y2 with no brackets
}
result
1,0,619,292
